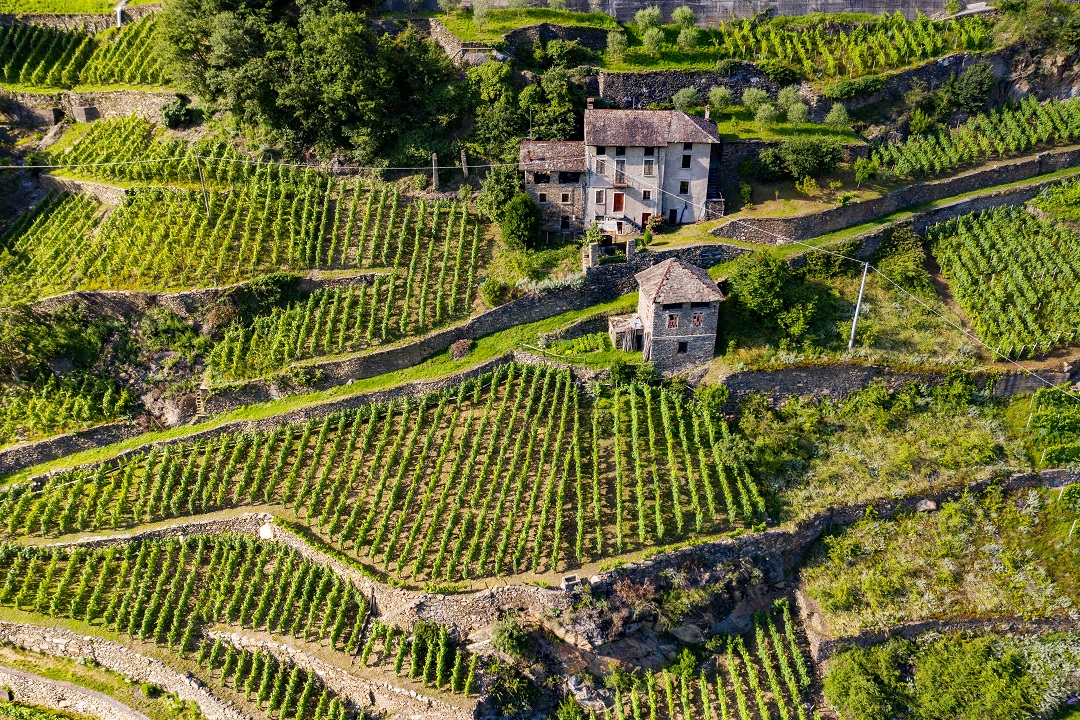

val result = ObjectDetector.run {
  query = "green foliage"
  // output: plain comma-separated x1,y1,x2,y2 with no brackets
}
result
676,26,700,51
499,193,543,251
671,5,696,28
825,635,1040,720
139,309,208,356
708,85,733,110
517,66,585,140
822,74,886,99
481,278,508,308
729,253,789,318
852,157,878,186
754,103,779,127
634,5,663,28
938,61,995,114
477,165,522,223
642,26,664,55
159,95,190,129
672,87,700,112
740,87,769,113
757,59,801,85
491,614,531,658
824,102,850,129
757,137,843,180
873,226,933,298
486,660,539,717
606,30,628,59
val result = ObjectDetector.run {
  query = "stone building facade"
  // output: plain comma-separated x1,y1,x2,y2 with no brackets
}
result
612,258,724,372
519,140,587,232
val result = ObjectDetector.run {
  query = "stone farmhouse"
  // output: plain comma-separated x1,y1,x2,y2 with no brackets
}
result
609,258,725,372
519,105,726,235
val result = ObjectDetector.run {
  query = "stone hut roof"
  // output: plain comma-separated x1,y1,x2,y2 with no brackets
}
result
584,110,722,147
635,258,725,304
519,141,586,172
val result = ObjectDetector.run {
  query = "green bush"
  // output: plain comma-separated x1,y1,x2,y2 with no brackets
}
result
642,26,665,54
823,74,886,99
480,277,508,308
606,30,628,59
758,137,844,180
824,102,850,129
634,5,663,28
499,193,543,251
824,642,909,720
757,59,801,85
159,95,190,129
492,615,531,658
707,85,733,110
741,87,769,113
672,87,700,112
671,5,696,28
478,165,522,222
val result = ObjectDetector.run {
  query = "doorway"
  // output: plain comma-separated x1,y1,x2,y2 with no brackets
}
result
668,208,678,224
613,193,624,212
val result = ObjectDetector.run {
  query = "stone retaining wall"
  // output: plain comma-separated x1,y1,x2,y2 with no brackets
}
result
39,174,126,205
0,422,141,478
713,144,1080,244
0,4,157,33
206,631,475,720
1,88,176,126
595,65,776,111
0,665,150,720
503,22,609,54
0,622,247,720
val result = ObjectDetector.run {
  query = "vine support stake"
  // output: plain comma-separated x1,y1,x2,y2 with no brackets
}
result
195,156,210,219
849,261,869,351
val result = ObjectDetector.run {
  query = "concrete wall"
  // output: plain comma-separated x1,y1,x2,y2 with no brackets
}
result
713,144,1080,244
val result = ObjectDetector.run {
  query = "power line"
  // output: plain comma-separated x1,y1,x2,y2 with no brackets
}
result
0,154,524,173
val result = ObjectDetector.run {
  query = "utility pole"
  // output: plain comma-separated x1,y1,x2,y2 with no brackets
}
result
195,156,210,218
460,148,469,178
849,261,869,351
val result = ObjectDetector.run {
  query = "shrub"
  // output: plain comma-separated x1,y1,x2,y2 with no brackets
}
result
946,0,962,13
607,30,628,59
642,27,665,55
634,5,663,28
757,59,800,85
480,278,507,307
715,58,738,75
823,643,909,720
160,96,190,129
853,157,878,187
449,338,472,359
823,74,886,99
473,0,491,25
492,615,531,658
707,85,733,110
672,87,700,112
741,87,769,113
738,181,752,205
671,5,696,27
909,107,934,134
754,103,778,127
548,0,567,9
824,102,850,129
677,26,700,51
786,101,809,124
776,85,800,112
478,165,521,223
499,193,543,250
759,137,844,179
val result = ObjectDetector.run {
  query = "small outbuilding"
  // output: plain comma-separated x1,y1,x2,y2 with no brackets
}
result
629,258,724,372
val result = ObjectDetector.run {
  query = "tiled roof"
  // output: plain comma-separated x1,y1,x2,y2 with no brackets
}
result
635,258,725,304
584,109,722,147
519,141,586,172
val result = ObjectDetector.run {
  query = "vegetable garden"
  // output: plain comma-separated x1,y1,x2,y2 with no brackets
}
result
872,96,1080,178
927,206,1080,358
0,17,166,90
0,364,766,584
604,600,813,720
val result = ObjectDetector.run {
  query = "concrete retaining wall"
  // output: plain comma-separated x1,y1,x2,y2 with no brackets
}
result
0,622,247,720
713,144,1080,244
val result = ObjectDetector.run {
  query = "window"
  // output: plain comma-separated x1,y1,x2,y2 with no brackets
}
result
538,193,548,203
615,146,626,156
643,158,655,176
596,159,606,175
561,192,570,203
614,159,627,187
692,312,703,327
561,216,571,230
594,189,605,205
558,171,581,184
534,172,550,184
596,146,606,156
642,190,652,201
679,181,690,195
644,146,654,156
677,341,688,354
667,314,679,329
690,301,711,308
662,303,684,310
681,154,692,169
683,142,693,151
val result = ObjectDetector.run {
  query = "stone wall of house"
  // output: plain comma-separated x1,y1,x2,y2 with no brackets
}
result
0,666,151,720
1,88,177,126
0,622,246,720
713,144,1080,244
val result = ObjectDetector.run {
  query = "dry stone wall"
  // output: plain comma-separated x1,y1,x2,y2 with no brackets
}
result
0,422,141,478
1,88,176,126
39,174,126,205
0,622,248,720
206,631,475,720
0,4,158,33
713,144,1080,243
593,65,776,111
0,666,151,720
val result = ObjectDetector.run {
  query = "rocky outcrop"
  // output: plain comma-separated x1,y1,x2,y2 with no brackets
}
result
0,622,247,720
0,665,151,720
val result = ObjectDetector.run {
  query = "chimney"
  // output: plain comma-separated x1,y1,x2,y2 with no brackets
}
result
704,104,710,121
586,97,595,110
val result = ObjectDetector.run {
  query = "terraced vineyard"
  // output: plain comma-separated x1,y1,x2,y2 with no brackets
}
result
606,601,813,720
1029,387,1080,465
872,96,1080,178
0,535,368,717
0,17,166,89
0,185,487,313
0,365,765,583
359,620,478,696
927,206,1080,357
0,373,130,446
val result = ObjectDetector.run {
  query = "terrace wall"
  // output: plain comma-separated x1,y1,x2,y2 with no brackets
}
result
0,4,158,33
0,666,150,720
1,88,177,126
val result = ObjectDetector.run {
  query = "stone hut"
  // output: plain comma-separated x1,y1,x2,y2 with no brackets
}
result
629,258,724,371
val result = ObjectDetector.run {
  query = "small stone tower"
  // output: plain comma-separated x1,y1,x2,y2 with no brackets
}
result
635,258,724,371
